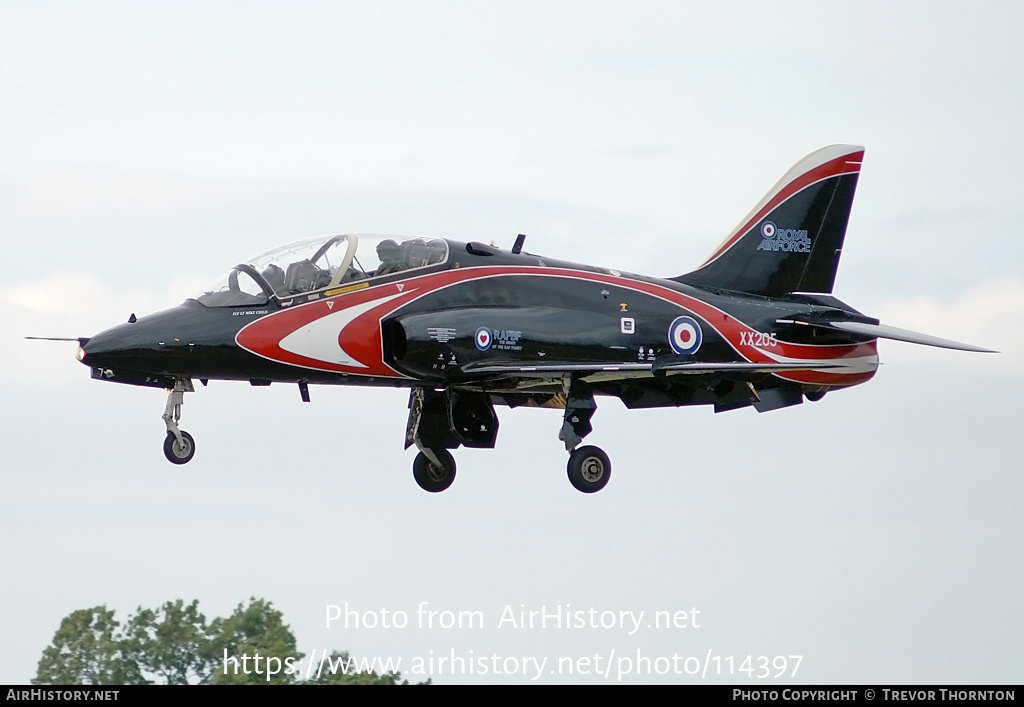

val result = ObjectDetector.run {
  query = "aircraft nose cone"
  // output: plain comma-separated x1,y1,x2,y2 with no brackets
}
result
80,304,201,372
80,321,138,366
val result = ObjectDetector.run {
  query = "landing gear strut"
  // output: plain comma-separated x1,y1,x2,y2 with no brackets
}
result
560,377,611,493
405,388,458,493
162,379,196,464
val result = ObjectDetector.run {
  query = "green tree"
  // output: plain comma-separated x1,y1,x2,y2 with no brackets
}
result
33,606,142,685
125,599,214,684
34,598,425,685
207,597,302,685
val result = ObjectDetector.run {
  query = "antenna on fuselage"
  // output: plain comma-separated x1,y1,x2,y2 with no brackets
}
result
511,233,526,254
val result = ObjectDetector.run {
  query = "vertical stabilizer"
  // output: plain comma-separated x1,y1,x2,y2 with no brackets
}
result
677,145,863,297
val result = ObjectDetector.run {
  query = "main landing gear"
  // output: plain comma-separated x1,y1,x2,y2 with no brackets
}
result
412,449,456,493
161,379,196,464
404,380,612,494
560,378,611,493
405,388,496,493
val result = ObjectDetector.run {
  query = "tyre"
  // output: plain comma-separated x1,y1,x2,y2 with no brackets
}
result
413,449,456,492
163,430,196,465
567,445,610,493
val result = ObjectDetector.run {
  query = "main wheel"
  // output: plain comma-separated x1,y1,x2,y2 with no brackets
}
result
413,449,456,493
567,445,610,493
163,430,196,465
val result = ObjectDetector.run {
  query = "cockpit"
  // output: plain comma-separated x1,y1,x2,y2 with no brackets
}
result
196,234,449,307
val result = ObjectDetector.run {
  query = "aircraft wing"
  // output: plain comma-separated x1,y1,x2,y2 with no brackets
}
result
459,362,652,378
459,359,845,380
654,361,846,374
777,318,997,353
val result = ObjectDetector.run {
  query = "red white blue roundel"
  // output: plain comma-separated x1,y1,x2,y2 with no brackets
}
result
761,221,777,239
475,326,492,351
668,316,702,355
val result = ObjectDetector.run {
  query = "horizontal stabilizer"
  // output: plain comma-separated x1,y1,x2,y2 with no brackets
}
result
777,319,996,353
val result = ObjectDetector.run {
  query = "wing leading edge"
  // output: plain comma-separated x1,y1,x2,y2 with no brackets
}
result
459,360,846,380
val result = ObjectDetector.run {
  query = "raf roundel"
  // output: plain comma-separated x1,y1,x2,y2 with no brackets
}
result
761,221,777,239
668,315,703,355
475,326,492,351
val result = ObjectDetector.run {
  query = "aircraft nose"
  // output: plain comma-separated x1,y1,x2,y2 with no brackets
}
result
79,321,134,366
79,304,201,372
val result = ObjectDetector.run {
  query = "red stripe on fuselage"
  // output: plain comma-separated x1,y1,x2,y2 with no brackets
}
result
236,285,425,376
235,266,877,386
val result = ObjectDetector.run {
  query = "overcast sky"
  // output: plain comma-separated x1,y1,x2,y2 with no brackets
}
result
2,1,1021,684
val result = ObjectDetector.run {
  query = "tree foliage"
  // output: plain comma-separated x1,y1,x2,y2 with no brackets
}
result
34,598,422,685
207,598,301,685
123,599,214,684
34,606,141,685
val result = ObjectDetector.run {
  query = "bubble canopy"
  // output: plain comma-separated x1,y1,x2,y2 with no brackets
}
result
195,234,449,307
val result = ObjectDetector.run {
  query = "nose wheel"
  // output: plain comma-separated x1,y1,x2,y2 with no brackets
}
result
163,430,196,464
161,379,196,465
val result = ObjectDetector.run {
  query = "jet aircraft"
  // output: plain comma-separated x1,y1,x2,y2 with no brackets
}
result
45,145,994,493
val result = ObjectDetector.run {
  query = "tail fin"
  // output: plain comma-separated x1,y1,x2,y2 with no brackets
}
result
676,145,864,297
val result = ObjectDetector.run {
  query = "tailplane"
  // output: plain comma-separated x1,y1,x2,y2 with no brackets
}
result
676,145,864,297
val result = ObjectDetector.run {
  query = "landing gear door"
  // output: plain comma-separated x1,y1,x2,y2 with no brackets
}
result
447,390,499,449
405,388,460,451
405,388,498,451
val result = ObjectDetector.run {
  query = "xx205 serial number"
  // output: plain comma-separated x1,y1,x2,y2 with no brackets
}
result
739,331,778,347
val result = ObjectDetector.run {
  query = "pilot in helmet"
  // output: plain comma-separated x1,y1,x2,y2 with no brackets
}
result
261,263,286,293
375,239,402,276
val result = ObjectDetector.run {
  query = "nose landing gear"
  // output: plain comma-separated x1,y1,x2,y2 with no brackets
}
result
161,379,196,464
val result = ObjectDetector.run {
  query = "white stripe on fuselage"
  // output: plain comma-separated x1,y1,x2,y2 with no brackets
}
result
755,345,878,374
277,291,408,369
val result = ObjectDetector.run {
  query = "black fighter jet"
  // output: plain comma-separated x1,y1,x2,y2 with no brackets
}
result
46,145,994,493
